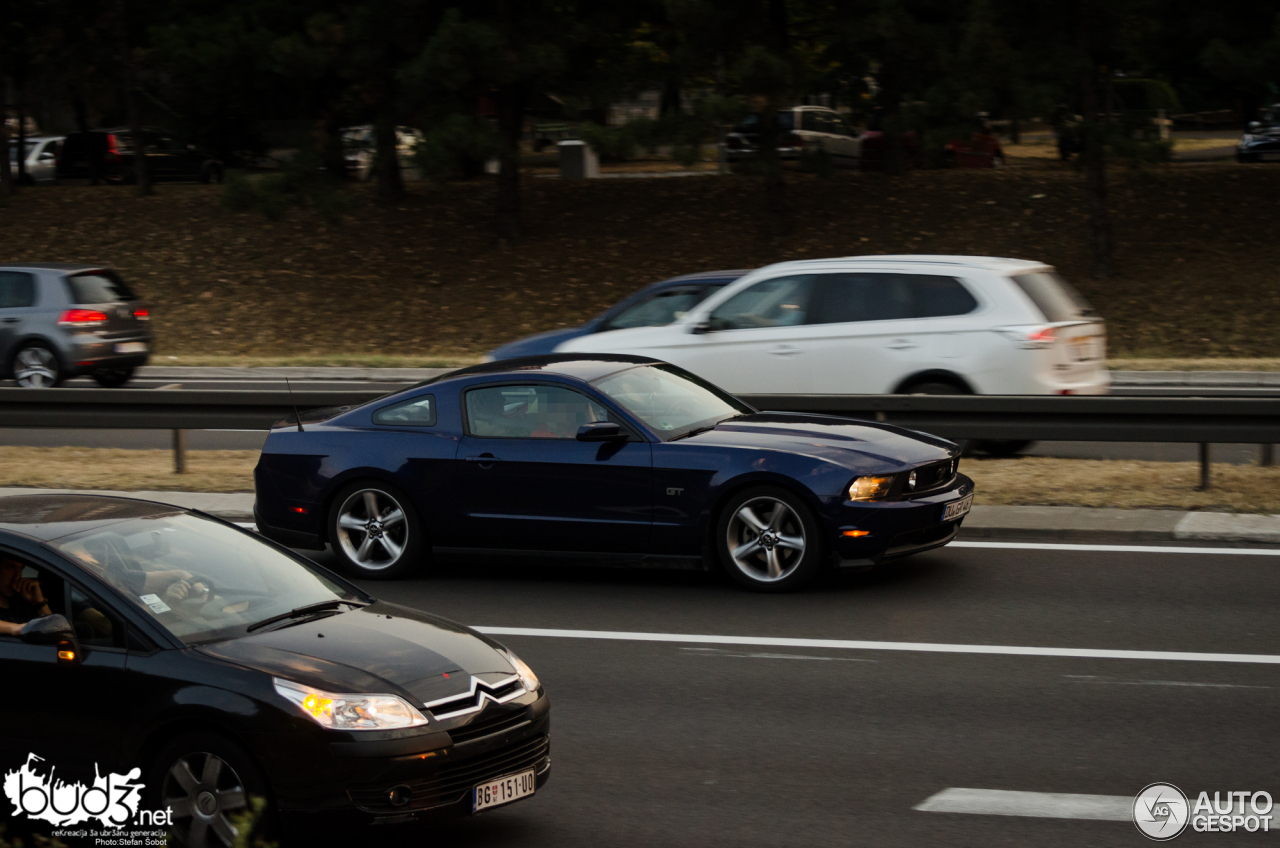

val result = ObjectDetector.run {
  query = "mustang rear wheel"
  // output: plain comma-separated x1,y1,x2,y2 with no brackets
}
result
328,481,423,579
717,486,825,592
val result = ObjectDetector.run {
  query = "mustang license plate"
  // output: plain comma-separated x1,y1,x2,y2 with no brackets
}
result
942,494,973,522
473,768,536,813
114,342,148,354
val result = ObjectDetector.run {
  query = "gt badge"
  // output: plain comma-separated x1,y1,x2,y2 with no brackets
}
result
666,487,684,496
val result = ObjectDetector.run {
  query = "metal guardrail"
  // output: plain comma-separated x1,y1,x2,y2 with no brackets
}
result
1,388,1276,484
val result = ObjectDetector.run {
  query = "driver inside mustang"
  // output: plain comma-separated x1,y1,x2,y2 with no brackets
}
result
0,555,52,636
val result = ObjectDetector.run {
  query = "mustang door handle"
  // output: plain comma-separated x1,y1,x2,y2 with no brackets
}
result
465,454,502,467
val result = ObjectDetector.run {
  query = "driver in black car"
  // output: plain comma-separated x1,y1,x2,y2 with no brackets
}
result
60,537,209,606
0,555,52,636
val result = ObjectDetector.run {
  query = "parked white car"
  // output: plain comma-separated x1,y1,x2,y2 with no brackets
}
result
557,255,1109,397
723,106,861,168
8,135,63,185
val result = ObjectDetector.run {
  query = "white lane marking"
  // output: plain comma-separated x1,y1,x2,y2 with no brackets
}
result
951,541,1280,556
156,383,183,390
473,626,1280,665
679,647,876,662
914,788,1131,821
235,523,257,530
1064,674,1269,689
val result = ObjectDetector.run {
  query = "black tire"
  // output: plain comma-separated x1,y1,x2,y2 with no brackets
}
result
903,381,965,395
145,731,274,848
11,342,63,388
716,485,826,592
327,480,425,579
201,164,223,185
92,366,135,388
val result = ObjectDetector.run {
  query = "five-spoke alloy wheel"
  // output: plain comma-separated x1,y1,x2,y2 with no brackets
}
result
328,481,423,579
717,485,824,592
148,732,271,848
12,343,61,387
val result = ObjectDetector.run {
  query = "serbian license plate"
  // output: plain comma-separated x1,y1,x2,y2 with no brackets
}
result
942,494,973,522
473,769,536,813
114,342,148,354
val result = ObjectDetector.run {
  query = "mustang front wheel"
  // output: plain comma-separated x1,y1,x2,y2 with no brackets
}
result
717,486,824,592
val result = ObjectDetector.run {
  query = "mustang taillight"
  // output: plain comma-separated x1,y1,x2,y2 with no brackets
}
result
58,309,108,328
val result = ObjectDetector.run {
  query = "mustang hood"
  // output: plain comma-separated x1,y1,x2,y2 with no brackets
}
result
197,601,514,705
685,413,957,471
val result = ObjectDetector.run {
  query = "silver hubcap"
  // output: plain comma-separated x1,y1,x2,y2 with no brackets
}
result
336,489,408,570
163,752,246,848
726,496,806,583
14,346,57,387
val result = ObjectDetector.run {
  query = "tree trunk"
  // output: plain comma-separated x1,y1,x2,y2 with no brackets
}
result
495,82,525,243
756,100,790,238
1078,1,1110,278
316,108,348,180
1011,116,1021,145
0,104,11,199
16,97,26,186
127,83,151,196
880,61,904,177
374,103,404,201
660,80,682,117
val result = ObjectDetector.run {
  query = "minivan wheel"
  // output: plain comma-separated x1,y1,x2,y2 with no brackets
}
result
717,485,825,592
147,732,273,848
92,365,135,388
328,481,424,579
12,343,62,387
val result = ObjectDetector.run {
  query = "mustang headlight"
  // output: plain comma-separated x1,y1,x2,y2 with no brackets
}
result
848,475,895,501
500,648,540,693
273,678,429,730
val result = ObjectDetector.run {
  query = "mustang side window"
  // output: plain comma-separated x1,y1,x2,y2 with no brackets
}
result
708,276,816,330
466,385,611,439
372,395,436,426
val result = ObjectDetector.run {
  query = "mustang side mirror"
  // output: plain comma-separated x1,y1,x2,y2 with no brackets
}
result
577,422,626,442
20,615,83,666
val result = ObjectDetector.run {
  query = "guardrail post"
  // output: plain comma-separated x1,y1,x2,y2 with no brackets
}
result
1197,443,1210,490
1262,444,1274,467
173,429,187,474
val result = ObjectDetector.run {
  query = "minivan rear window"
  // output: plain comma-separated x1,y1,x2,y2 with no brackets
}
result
67,271,137,304
1011,272,1095,322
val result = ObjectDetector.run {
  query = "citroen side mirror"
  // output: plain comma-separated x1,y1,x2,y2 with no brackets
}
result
20,615,83,666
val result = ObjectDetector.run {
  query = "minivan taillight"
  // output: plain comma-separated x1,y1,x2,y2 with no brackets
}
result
104,134,122,164
58,309,109,328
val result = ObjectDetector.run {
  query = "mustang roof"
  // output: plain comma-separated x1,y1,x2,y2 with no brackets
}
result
432,354,660,384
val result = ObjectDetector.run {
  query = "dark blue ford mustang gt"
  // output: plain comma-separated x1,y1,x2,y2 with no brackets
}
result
254,355,974,591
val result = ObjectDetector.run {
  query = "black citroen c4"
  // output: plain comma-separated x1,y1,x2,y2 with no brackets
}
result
0,494,549,845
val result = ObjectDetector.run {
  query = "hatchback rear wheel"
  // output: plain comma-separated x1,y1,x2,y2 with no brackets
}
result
717,486,825,592
328,481,423,579
12,342,62,387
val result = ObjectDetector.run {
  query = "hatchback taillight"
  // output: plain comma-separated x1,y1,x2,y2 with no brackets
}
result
133,309,150,321
104,134,122,164
58,309,108,328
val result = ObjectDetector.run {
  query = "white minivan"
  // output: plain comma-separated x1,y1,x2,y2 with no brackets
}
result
557,255,1109,397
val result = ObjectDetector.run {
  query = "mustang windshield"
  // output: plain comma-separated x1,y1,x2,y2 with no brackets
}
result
593,364,752,439
54,514,363,645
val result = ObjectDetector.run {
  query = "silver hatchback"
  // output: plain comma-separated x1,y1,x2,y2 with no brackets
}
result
0,263,152,387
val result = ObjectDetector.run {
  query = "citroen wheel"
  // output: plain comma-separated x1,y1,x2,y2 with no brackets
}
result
716,485,825,592
12,342,62,388
147,732,273,848
327,480,424,579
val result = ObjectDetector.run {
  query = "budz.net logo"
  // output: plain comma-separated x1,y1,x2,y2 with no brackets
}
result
3,754,143,828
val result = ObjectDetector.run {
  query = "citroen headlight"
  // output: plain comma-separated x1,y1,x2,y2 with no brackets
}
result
848,475,895,501
500,648,540,693
273,678,429,730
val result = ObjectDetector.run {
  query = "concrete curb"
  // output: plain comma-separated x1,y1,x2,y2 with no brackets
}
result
3,489,1280,547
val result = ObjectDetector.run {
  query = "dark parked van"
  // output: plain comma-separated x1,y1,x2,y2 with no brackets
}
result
56,128,223,184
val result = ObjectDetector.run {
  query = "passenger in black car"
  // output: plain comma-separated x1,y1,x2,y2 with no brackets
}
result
0,555,52,636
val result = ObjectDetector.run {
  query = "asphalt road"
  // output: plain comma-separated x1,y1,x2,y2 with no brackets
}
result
287,542,1280,847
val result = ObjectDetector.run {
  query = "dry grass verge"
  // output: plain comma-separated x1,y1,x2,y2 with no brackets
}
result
151,354,482,368
2,448,1278,513
963,456,1280,512
0,448,257,493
